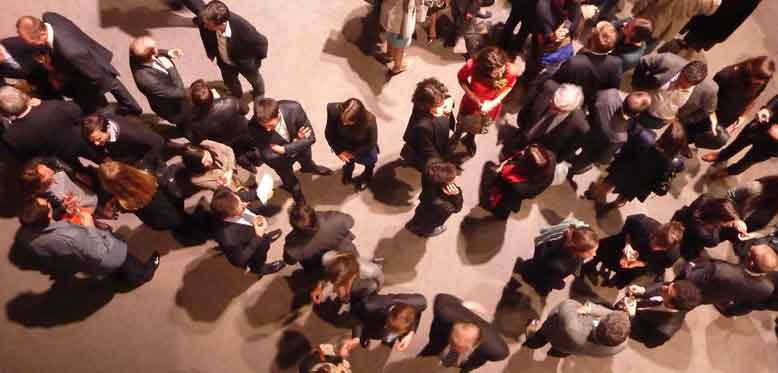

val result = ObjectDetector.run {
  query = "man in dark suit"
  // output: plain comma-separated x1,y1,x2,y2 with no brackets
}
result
80,113,165,171
676,76,723,149
283,203,357,270
186,79,250,149
420,293,509,372
247,98,332,203
16,14,142,115
196,1,268,99
340,293,428,356
553,21,623,111
0,86,94,165
632,53,708,129
17,197,160,286
513,80,590,162
129,36,189,126
680,248,777,312
401,78,456,172
209,188,285,276
621,279,702,348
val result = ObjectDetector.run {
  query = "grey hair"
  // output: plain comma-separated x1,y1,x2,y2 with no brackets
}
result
0,86,31,117
553,83,584,112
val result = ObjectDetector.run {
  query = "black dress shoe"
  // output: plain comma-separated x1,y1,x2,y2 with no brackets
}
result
266,229,282,242
301,164,334,176
260,260,286,275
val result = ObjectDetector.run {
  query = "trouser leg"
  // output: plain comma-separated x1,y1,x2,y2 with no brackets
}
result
240,65,265,99
116,253,155,286
726,148,772,176
109,78,143,115
219,64,244,98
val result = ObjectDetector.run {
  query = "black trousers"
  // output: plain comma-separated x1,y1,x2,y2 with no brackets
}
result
115,253,156,286
72,78,142,115
265,150,318,203
718,122,777,175
219,62,265,99
500,0,533,52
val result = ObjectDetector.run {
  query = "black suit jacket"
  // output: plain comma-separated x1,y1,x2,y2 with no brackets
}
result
186,96,250,146
247,100,315,165
631,53,688,91
2,100,93,165
0,37,45,79
628,282,689,348
401,110,455,171
553,51,623,109
129,50,187,123
212,219,273,270
90,116,165,170
518,80,590,162
682,257,775,306
324,102,379,156
520,234,583,295
421,294,509,372
352,293,428,342
283,211,356,269
43,12,118,93
197,12,268,71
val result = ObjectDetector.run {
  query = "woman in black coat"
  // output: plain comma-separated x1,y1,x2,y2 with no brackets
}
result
587,122,690,214
682,0,762,52
481,143,555,219
672,194,747,260
325,98,379,191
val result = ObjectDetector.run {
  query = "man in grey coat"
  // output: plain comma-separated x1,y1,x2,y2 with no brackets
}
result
524,299,630,357
16,197,159,286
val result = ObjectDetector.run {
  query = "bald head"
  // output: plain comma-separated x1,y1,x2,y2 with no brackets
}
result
748,244,778,274
16,16,47,46
130,36,157,63
450,322,481,352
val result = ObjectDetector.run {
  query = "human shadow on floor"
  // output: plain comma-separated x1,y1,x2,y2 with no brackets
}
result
0,148,23,218
382,355,450,373
704,315,775,373
373,229,429,285
493,258,545,341
273,330,313,370
627,323,693,371
365,158,420,213
457,207,508,265
502,346,557,373
99,0,198,37
118,224,188,260
297,169,359,207
174,251,258,323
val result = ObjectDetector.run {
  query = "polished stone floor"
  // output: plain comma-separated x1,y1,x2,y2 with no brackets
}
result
1,1,777,372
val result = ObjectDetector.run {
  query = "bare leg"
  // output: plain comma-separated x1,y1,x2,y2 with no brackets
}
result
391,46,408,73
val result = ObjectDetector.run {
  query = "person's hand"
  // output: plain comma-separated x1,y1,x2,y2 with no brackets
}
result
624,296,637,317
158,56,175,69
727,116,746,134
577,302,592,315
168,48,184,59
627,285,645,296
732,219,748,234
252,216,267,236
63,194,80,215
338,151,354,162
757,108,772,124
270,145,286,155
620,257,646,269
481,99,497,113
395,331,415,351
442,183,460,196
339,338,360,357
710,121,718,137
310,285,324,305
298,127,312,139
738,232,756,241
442,96,455,114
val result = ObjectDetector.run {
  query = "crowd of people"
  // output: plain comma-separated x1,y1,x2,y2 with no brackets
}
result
1,0,777,372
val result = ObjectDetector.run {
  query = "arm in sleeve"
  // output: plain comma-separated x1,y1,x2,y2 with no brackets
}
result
135,66,186,99
283,104,316,154
353,118,379,156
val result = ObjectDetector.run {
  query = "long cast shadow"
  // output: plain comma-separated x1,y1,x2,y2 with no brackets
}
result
373,229,429,285
99,0,198,37
366,158,420,213
456,207,508,265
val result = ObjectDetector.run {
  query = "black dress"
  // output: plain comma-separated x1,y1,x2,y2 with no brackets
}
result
605,126,669,202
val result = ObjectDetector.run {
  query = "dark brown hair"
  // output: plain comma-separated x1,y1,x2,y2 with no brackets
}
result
473,47,509,83
324,252,360,292
338,98,369,138
595,312,630,346
190,79,214,109
412,78,448,112
210,188,242,219
199,0,230,24
668,280,702,310
743,56,776,82
181,144,211,175
253,97,281,125
289,203,319,234
425,162,458,186
564,226,599,256
19,197,50,227
19,158,52,195
81,114,110,139
650,221,685,251
386,303,418,335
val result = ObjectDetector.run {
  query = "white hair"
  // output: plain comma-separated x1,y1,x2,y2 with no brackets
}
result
553,84,584,112
0,86,30,117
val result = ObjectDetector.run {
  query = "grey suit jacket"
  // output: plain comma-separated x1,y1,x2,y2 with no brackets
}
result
677,79,719,125
539,299,628,357
17,220,128,276
632,53,688,91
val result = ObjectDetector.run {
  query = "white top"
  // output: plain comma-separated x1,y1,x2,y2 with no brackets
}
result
274,113,290,142
648,74,694,120
216,22,235,66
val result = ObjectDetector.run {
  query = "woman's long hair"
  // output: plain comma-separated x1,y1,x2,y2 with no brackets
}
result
693,195,740,228
324,251,360,296
338,98,369,139
98,160,158,211
473,47,509,89
181,144,213,175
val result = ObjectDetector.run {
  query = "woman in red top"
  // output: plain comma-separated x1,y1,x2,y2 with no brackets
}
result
457,47,518,155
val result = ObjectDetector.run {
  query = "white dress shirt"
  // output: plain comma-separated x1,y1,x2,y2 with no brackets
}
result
649,74,694,120
216,22,235,66
274,113,291,142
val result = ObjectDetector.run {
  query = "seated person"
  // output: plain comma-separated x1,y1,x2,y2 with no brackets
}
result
584,215,684,288
283,203,357,270
81,113,165,172
482,143,556,219
520,218,599,296
209,188,285,276
339,293,427,356
419,293,509,372
16,197,159,286
525,299,630,358
620,280,702,348
405,162,464,238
